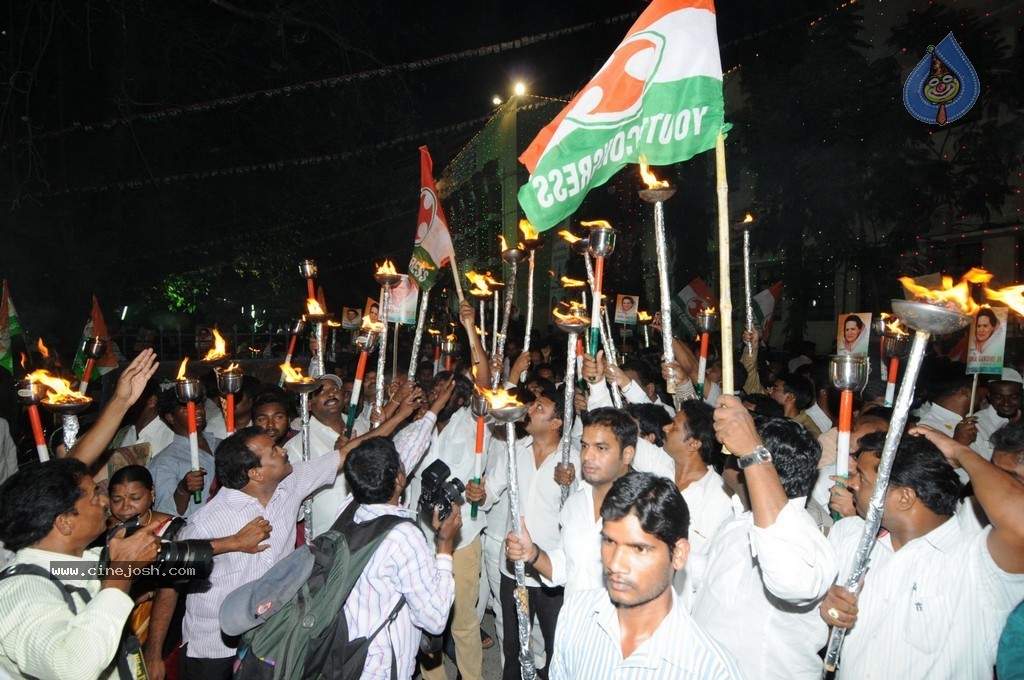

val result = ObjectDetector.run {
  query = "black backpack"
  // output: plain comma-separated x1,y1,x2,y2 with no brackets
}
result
233,502,413,680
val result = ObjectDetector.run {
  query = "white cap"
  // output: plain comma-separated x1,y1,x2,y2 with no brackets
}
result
1001,368,1023,384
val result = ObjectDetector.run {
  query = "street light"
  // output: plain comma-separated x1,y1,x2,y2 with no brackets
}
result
514,82,526,96
493,96,502,105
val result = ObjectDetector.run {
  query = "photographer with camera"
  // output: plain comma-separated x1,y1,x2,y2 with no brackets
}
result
0,458,161,679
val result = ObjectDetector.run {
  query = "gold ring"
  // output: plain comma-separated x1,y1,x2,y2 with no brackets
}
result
828,607,840,620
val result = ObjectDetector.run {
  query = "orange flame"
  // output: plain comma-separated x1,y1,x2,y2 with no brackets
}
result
982,284,1024,317
484,273,504,287
280,362,314,383
176,358,189,380
467,270,493,296
446,333,457,342
560,276,586,288
639,161,669,190
306,298,325,316
202,328,228,361
24,369,90,405
223,362,241,373
376,260,398,276
19,353,27,370
898,268,991,315
882,313,908,336
703,307,717,315
580,219,613,230
558,230,582,244
638,311,653,322
37,338,49,359
427,328,440,336
361,315,385,333
744,213,755,224
553,301,590,325
519,219,540,241
480,386,522,410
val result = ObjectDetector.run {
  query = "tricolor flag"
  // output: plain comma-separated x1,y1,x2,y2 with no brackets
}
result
0,280,22,374
671,277,718,340
518,0,724,229
72,296,119,382
410,146,456,291
752,281,783,338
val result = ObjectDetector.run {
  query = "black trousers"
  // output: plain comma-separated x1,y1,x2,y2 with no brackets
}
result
499,574,564,680
179,644,234,680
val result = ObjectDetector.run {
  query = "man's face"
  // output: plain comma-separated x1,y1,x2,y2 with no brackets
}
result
235,391,253,421
164,400,206,436
311,379,344,420
662,410,695,457
254,401,290,444
993,451,1024,481
602,512,686,608
341,380,354,406
525,396,560,437
68,475,110,545
581,424,633,486
247,433,293,484
849,450,882,520
988,382,1022,419
768,380,790,408
362,371,378,401
536,367,555,383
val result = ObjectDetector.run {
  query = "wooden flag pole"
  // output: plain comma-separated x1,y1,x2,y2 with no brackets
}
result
715,130,734,396
449,256,466,304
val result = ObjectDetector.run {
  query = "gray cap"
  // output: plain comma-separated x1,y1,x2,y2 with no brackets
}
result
319,374,344,389
219,545,314,636
1001,368,1024,385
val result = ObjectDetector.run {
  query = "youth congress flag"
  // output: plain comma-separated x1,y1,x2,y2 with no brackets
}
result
671,277,717,340
409,146,456,291
752,281,783,338
518,0,724,230
0,280,23,373
71,296,119,381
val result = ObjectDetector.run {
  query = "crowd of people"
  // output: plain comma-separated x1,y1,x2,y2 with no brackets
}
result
0,299,1022,679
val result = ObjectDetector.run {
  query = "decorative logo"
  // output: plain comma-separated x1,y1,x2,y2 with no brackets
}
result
256,601,273,617
903,32,979,125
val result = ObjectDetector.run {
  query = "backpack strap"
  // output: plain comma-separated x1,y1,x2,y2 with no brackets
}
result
0,563,91,613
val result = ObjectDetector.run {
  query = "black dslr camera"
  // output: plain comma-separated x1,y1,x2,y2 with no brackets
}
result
102,516,214,579
417,460,465,522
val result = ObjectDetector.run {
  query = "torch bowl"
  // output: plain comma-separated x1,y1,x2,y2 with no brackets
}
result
175,378,202,403
356,330,381,353
521,238,542,251
555,319,589,334
470,393,489,418
216,368,243,394
81,337,108,360
374,273,403,287
489,404,529,423
290,318,309,336
304,313,333,325
299,259,318,279
881,333,911,360
829,354,869,392
501,247,526,265
284,378,320,394
891,299,972,335
586,225,617,258
440,338,457,355
41,399,93,416
571,238,590,256
697,310,719,334
16,380,48,406
639,187,677,203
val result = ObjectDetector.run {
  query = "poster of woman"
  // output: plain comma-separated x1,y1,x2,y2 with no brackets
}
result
836,312,871,355
614,294,639,325
341,307,362,330
386,275,419,326
967,306,1008,375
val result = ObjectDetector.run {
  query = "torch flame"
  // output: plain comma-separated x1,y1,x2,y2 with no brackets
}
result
553,301,590,324
638,311,653,322
176,358,189,380
202,328,228,361
982,284,1024,318
19,353,27,370
883,314,909,336
580,220,613,230
360,315,385,333
480,386,522,410
744,213,755,223
467,270,493,296
704,307,717,315
560,276,586,288
24,369,90,404
484,273,504,287
898,268,992,315
376,260,398,276
427,328,440,336
446,333,457,341
519,219,540,241
223,362,241,373
37,338,49,359
558,230,582,244
306,298,325,316
279,362,313,383
639,161,669,190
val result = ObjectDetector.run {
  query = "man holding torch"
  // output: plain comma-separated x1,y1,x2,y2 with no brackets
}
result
147,389,220,517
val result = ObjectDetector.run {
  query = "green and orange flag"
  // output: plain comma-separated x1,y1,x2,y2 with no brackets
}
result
71,296,119,381
518,0,725,230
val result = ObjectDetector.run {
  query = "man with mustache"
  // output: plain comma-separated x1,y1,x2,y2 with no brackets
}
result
147,388,221,517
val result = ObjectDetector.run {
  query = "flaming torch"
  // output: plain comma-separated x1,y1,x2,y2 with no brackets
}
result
469,390,488,520
16,376,50,461
407,287,431,383
554,302,590,503
494,236,525,389
580,221,616,356
299,259,318,301
174,358,204,505
561,276,587,310
519,219,543,382
346,316,383,437
823,273,979,673
483,387,536,680
696,308,719,397
734,213,758,355
281,362,319,543
428,328,441,375
77,336,108,394
877,314,910,407
441,334,458,371
278,318,309,387
638,163,686,400
303,298,333,379
638,311,653,348
467,271,493,347
373,261,403,427
828,354,869,521
486,274,504,357
216,363,243,435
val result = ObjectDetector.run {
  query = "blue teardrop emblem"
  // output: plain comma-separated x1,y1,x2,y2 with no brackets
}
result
903,32,979,125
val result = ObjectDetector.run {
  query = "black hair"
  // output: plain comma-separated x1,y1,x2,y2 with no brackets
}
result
854,430,887,458
626,403,672,448
157,386,187,420
601,471,690,546
742,393,784,418
526,376,558,394
844,315,865,330
860,379,889,405
753,415,821,498
430,371,475,423
214,427,266,490
253,386,291,413
889,435,960,516
778,373,815,411
679,400,722,467
620,359,655,389
240,375,261,403
977,307,998,326
990,421,1024,462
929,375,971,402
855,408,893,427
344,437,401,504
109,465,155,491
582,407,638,451
0,459,89,552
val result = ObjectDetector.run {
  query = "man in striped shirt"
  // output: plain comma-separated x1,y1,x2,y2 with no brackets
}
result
550,472,742,680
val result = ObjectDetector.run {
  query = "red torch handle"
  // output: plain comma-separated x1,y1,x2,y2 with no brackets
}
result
83,358,95,383
306,280,316,300
226,393,235,434
28,405,46,447
186,401,202,504
888,357,899,385
699,332,710,360
838,390,854,433
475,415,485,453
286,335,298,358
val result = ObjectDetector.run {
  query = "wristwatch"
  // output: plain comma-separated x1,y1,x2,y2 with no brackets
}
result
737,445,773,469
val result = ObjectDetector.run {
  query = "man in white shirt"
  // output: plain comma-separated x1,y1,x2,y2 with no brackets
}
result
662,400,733,604
917,376,977,483
971,368,1023,462
693,399,838,678
506,407,637,597
114,378,174,457
821,425,1024,679
550,471,742,679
